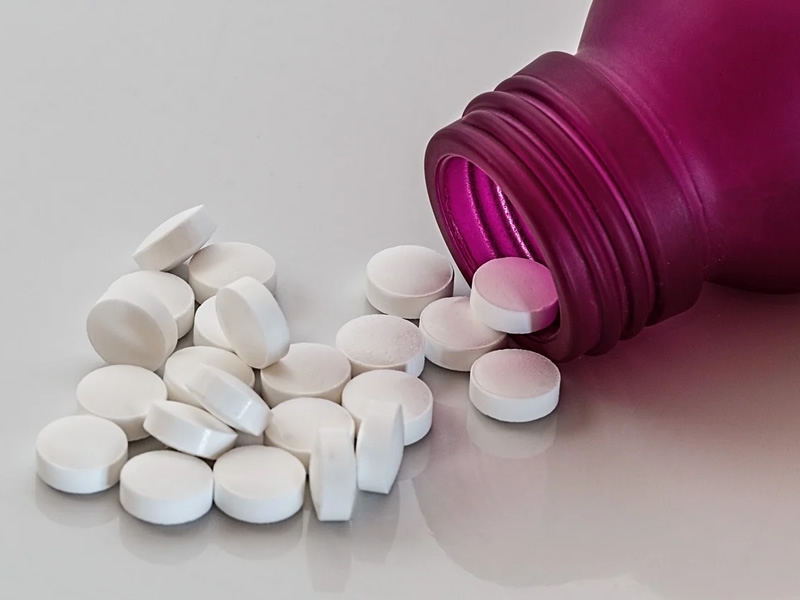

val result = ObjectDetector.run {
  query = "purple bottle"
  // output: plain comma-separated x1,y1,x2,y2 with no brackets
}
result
425,0,800,361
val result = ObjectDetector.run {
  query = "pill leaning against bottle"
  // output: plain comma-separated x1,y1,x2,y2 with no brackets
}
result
365,245,454,318
469,349,560,423
186,364,271,436
107,271,196,338
341,370,433,445
216,276,290,369
36,415,128,494
76,365,167,441
213,446,306,524
309,428,357,522
162,346,255,408
188,241,278,304
335,314,425,377
119,450,213,526
419,296,507,372
133,205,216,272
470,257,559,334
143,400,237,460
355,401,404,494
259,343,352,407
264,396,356,468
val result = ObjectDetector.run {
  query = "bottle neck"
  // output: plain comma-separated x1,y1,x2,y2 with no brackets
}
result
425,52,705,361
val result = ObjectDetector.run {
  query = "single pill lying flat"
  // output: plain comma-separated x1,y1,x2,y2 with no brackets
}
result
264,397,355,468
335,314,425,377
36,415,128,494
470,257,559,334
366,245,454,318
107,271,195,338
259,343,352,407
309,428,357,522
216,276,290,369
133,205,216,272
341,370,433,445
76,365,167,441
213,446,305,524
188,242,278,304
187,364,271,436
419,296,507,372
86,290,178,371
193,297,233,352
143,400,237,459
163,346,255,407
469,349,560,422
355,401,404,494
120,450,213,526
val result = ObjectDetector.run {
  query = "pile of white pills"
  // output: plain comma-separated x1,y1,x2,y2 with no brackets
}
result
36,205,562,528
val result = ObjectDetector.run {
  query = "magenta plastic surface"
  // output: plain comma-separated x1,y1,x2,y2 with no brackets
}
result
425,0,800,361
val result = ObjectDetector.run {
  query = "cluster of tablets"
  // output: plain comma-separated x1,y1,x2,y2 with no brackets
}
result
35,204,561,528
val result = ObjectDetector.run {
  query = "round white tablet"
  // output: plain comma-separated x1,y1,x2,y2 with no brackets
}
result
213,446,305,524
341,370,433,445
366,245,454,318
188,242,278,304
187,364,271,436
163,346,255,407
355,401,404,494
77,365,167,441
419,296,507,371
469,349,560,422
193,297,233,352
107,271,195,338
335,314,425,377
143,400,237,459
133,205,216,272
264,397,355,468
120,450,213,525
309,428,357,522
36,415,128,494
259,343,352,407
87,290,178,371
470,257,559,334
216,276,290,369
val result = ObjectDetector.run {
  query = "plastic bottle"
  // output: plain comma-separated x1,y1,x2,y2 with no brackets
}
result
425,0,800,361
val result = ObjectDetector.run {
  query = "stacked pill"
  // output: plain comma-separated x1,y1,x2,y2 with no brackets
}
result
36,206,562,529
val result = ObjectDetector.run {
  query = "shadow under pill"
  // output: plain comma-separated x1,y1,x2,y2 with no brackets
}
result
305,514,353,593
213,509,303,560
34,478,119,529
350,485,400,565
118,508,212,565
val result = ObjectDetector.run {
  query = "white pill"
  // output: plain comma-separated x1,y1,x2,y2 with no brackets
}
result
87,290,178,371
309,428,357,522
355,401,404,494
470,257,559,334
259,343,352,407
193,297,233,352
264,397,355,468
469,349,560,422
143,400,237,459
213,446,305,524
120,450,213,525
36,415,128,494
188,241,278,304
107,271,195,338
187,364,271,436
419,296,507,372
365,245,454,318
163,346,255,407
335,314,425,378
341,370,433,445
216,276,290,369
133,205,216,272
76,365,167,441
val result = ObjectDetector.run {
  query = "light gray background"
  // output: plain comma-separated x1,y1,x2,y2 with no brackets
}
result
3,1,800,599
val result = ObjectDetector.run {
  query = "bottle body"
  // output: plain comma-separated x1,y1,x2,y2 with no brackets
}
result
425,0,800,361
